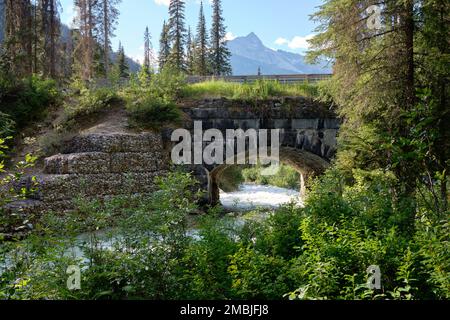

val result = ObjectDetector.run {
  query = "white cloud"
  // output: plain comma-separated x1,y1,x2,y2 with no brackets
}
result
154,0,171,6
275,38,288,46
224,32,237,41
274,34,315,50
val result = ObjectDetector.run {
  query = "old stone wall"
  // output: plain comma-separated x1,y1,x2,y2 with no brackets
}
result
181,97,340,161
16,132,169,213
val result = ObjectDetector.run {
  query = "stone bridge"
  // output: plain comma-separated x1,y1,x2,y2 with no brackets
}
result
172,97,340,205
6,98,339,219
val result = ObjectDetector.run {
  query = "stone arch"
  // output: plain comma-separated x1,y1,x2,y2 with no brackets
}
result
206,147,330,206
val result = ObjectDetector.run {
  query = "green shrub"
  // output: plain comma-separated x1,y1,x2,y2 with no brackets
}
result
127,94,181,128
1,165,448,300
180,214,238,299
151,67,187,100
228,246,292,299
242,164,301,190
0,75,60,133
0,112,15,140
65,87,121,120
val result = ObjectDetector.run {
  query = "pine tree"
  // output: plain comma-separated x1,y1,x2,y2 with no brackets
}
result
210,0,231,76
158,20,170,71
143,26,152,74
73,0,98,81
307,0,450,219
115,41,128,78
167,0,186,72
97,0,120,77
4,0,34,76
40,0,61,78
186,26,195,75
194,0,209,76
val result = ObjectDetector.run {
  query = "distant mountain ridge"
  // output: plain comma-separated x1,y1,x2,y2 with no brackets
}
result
227,32,332,75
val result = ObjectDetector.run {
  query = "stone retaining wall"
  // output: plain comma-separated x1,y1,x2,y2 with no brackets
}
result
16,132,170,213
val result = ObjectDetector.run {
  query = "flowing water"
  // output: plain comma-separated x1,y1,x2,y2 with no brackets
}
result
1,184,302,270
220,184,302,211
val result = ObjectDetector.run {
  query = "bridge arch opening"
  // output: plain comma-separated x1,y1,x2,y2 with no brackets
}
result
207,147,330,207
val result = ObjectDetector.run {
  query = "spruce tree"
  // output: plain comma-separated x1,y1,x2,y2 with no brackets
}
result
307,0,450,219
186,26,195,75
210,0,231,76
116,41,128,78
158,20,170,71
167,0,186,72
4,0,34,76
194,0,209,76
143,26,152,74
97,0,121,77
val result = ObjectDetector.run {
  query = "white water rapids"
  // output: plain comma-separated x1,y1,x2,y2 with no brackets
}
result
220,184,302,211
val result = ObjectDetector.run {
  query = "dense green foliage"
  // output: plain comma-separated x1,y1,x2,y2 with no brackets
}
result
217,164,300,192
64,87,121,122
124,68,184,128
242,165,301,190
0,171,448,300
0,74,60,139
308,0,449,216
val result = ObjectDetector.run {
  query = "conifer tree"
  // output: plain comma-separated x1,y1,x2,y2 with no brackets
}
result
4,0,34,76
210,0,231,76
115,41,128,78
307,0,450,219
73,0,98,81
167,0,186,72
143,26,152,74
39,0,61,78
186,26,195,75
194,0,209,76
158,20,170,71
97,0,121,77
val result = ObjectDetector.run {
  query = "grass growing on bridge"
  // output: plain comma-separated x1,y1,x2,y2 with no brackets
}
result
181,79,320,100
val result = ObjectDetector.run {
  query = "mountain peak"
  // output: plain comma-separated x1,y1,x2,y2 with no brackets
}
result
244,32,263,44
227,32,332,75
242,32,264,46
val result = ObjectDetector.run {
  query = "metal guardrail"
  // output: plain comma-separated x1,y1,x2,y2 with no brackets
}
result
186,74,333,84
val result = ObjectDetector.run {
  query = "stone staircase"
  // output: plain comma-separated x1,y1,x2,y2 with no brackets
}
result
11,132,170,214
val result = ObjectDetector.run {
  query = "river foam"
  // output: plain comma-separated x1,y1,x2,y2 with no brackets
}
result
220,184,301,211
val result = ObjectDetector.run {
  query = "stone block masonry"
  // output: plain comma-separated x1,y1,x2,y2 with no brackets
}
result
18,132,170,213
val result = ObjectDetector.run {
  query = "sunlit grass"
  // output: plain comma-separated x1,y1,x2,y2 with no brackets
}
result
181,79,320,100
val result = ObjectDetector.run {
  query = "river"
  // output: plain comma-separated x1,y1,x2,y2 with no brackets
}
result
0,184,302,271
220,184,302,211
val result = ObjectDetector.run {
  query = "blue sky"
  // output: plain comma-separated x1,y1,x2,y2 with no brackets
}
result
59,0,324,64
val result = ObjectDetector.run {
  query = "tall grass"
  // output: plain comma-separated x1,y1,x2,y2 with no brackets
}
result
182,79,319,100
